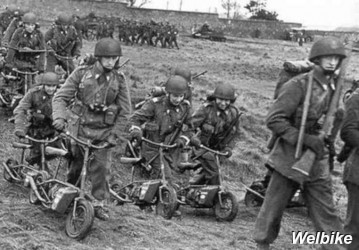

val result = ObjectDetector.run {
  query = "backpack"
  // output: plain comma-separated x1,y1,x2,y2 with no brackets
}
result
273,60,314,99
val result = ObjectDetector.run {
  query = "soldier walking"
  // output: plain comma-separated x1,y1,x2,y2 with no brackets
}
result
52,38,130,220
340,77,359,250
253,37,346,250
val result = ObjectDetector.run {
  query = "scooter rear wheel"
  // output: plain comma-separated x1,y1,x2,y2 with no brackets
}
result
214,191,238,222
155,186,177,220
65,199,94,240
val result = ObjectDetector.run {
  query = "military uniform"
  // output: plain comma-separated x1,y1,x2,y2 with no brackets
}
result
188,100,239,185
254,65,344,250
5,26,45,71
340,89,359,250
52,61,130,200
45,24,81,73
2,16,21,46
129,95,191,180
14,86,57,166
0,10,15,43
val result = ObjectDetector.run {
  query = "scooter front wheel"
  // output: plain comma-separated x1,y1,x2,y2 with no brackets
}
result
155,186,177,220
3,158,19,182
65,198,94,240
214,191,238,222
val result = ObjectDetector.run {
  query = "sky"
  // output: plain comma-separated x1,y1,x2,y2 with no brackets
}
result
144,0,359,30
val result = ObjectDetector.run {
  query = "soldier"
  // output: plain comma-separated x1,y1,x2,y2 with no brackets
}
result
340,82,359,249
0,5,19,43
188,84,240,185
45,13,81,75
1,7,26,47
169,25,179,49
129,75,191,182
253,37,346,250
172,67,193,103
5,12,45,72
52,38,130,221
13,72,61,166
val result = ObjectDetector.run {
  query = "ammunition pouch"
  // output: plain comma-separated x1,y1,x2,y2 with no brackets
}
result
104,104,118,125
143,122,159,142
200,123,214,145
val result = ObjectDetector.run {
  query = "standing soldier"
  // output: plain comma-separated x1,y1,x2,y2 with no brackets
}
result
340,81,359,249
129,75,191,182
13,72,61,166
5,12,45,72
52,38,130,221
253,37,346,250
45,13,81,75
188,84,240,185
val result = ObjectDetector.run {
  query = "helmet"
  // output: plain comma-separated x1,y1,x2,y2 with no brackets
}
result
165,76,188,94
94,38,122,57
212,84,236,101
309,37,346,62
173,67,192,82
57,14,73,25
7,5,18,13
22,12,37,24
37,72,61,86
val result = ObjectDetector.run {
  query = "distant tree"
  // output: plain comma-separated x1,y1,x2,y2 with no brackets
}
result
125,0,151,8
244,0,278,21
221,0,240,19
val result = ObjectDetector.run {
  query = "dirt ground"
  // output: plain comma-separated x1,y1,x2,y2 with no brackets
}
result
1,35,358,250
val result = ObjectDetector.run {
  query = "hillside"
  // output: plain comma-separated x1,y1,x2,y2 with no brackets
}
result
1,34,358,250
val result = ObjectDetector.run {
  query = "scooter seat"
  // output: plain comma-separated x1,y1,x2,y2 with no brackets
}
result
45,146,69,157
120,157,142,164
12,141,32,149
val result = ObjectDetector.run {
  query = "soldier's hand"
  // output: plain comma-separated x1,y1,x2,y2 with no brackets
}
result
303,134,326,159
14,130,26,138
190,136,201,149
223,147,232,158
106,133,118,147
175,138,186,148
53,118,66,131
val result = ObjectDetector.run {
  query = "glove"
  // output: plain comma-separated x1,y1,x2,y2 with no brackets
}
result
175,138,186,148
106,133,118,147
53,118,66,131
130,129,142,143
303,134,326,159
14,129,26,138
190,136,202,148
223,147,232,158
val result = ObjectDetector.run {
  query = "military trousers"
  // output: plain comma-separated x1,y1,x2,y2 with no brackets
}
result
253,170,344,250
67,144,111,201
344,182,359,250
141,146,173,182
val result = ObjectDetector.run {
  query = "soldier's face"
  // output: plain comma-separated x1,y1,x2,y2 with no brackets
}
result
24,23,36,33
100,56,119,70
169,93,185,106
44,85,57,95
215,98,230,111
319,55,340,73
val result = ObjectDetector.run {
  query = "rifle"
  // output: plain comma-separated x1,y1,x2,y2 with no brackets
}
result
192,70,207,80
291,45,352,185
118,58,132,113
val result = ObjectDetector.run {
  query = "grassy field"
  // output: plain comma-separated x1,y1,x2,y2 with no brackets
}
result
0,33,357,250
